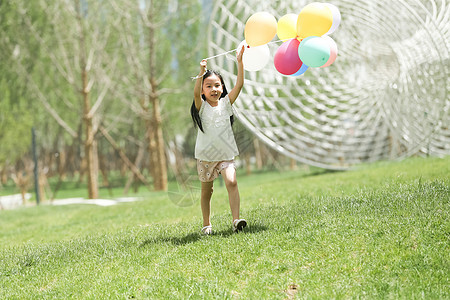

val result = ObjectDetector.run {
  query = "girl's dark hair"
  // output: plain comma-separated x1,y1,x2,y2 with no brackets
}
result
191,70,234,133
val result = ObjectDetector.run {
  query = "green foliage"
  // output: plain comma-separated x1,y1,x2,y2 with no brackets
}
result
158,0,205,140
0,156,448,298
0,0,77,157
0,80,33,164
0,0,207,169
0,1,47,166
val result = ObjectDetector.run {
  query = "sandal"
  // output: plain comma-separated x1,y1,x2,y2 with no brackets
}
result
201,225,212,235
233,219,247,232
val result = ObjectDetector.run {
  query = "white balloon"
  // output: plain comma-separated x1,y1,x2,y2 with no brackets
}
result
325,3,341,35
237,40,270,72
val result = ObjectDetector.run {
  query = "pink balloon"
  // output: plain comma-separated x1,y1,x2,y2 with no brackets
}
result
274,38,303,75
320,35,338,68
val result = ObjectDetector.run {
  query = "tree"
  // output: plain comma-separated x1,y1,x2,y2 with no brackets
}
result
0,80,33,168
0,0,48,191
8,0,133,198
111,0,202,191
1,0,205,197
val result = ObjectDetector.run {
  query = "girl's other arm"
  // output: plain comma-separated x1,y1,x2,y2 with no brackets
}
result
194,59,207,111
228,46,245,105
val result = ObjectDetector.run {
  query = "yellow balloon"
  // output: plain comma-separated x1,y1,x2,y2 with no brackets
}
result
277,14,298,41
244,12,277,47
297,3,333,39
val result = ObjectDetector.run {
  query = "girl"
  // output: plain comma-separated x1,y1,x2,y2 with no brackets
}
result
191,46,246,235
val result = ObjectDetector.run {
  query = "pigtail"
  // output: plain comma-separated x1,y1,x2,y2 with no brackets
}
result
191,100,204,133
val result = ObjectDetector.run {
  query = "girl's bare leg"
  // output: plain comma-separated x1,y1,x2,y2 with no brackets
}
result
222,166,240,221
201,181,214,227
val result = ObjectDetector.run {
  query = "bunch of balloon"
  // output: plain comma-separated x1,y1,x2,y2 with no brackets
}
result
274,2,341,76
240,12,278,71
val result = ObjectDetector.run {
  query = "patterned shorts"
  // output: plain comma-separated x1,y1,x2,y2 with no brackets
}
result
197,160,236,182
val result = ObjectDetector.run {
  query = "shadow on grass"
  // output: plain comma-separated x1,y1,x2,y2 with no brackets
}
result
139,223,268,247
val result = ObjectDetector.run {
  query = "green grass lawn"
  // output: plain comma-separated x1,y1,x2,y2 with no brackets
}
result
0,156,448,298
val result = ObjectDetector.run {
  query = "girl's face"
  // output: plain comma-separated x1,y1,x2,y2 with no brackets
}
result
202,74,223,103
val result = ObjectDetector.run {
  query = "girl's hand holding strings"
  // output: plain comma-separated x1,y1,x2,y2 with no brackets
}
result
236,45,245,64
200,59,207,73
192,59,207,80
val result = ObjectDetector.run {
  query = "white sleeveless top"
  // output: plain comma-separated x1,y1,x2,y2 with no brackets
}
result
195,95,239,161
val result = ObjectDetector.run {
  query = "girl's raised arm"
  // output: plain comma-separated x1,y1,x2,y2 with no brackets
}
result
228,46,245,105
194,59,207,111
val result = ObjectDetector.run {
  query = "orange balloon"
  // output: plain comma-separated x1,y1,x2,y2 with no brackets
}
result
245,12,277,47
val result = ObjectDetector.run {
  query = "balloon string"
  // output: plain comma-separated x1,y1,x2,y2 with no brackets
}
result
204,48,238,60
191,39,287,80
205,40,286,60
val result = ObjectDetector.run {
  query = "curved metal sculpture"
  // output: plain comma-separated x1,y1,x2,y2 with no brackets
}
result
208,0,449,169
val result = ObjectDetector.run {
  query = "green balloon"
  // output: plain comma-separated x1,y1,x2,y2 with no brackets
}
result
298,36,331,68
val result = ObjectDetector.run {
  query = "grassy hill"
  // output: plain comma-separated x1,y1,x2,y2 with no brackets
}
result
0,156,448,298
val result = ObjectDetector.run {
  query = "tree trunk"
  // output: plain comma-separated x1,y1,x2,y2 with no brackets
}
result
124,143,145,195
171,138,185,180
147,2,167,191
0,167,7,185
290,158,298,170
11,159,32,203
149,89,167,191
82,67,98,199
38,172,48,202
253,138,263,170
77,0,98,199
84,124,99,199
99,153,110,188
244,154,252,175
57,147,67,180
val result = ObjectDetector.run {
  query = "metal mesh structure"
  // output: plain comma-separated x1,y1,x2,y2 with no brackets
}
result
208,0,449,170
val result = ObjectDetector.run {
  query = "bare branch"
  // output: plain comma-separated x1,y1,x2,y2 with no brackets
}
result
99,126,151,189
88,71,113,117
20,6,75,86
14,61,78,138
